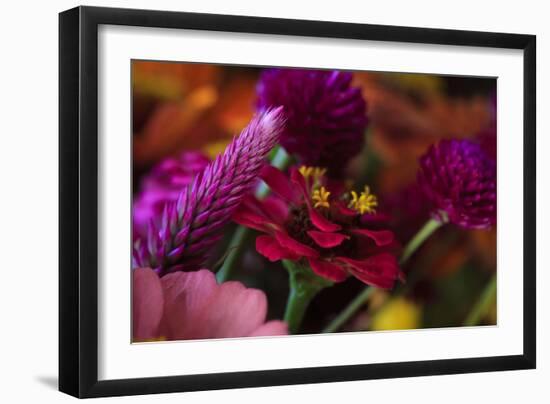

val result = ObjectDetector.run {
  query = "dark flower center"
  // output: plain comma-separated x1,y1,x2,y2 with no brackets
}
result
286,205,316,248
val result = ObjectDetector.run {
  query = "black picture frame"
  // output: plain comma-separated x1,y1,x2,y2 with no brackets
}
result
59,5,536,398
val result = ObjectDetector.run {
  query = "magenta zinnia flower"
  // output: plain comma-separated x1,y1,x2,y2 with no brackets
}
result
233,165,402,289
418,139,496,229
133,108,285,274
133,268,287,341
257,69,368,177
133,151,210,238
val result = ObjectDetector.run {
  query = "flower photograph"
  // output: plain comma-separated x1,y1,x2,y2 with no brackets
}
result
131,61,497,342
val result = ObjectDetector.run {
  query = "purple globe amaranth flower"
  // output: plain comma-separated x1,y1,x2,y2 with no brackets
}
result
133,107,285,275
418,139,496,230
257,68,368,177
133,151,210,239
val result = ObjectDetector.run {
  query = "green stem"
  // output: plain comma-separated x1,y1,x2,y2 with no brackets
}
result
463,273,497,326
284,283,318,334
216,147,291,283
322,287,376,333
214,226,250,282
283,260,332,333
322,217,444,333
400,217,444,264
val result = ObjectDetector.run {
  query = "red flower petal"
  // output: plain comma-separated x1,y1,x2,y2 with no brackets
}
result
261,165,300,203
290,167,311,199
307,230,347,248
274,231,319,258
336,253,400,289
262,196,290,223
232,207,271,232
256,235,300,261
287,166,342,232
334,201,357,217
352,228,394,246
308,207,342,232
308,258,348,282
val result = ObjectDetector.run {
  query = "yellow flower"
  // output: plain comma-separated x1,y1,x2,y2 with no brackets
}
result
371,297,421,331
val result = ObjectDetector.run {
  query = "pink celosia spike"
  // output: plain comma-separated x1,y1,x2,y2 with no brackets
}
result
134,108,285,274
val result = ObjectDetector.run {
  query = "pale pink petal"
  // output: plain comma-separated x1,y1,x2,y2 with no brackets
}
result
249,320,289,337
133,268,164,341
199,282,268,338
156,270,286,341
160,269,217,340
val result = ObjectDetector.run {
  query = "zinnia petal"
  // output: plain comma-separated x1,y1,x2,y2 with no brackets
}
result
261,165,300,203
337,253,400,289
256,235,300,261
351,228,394,246
274,231,320,258
290,167,311,199
232,207,272,232
334,201,357,217
133,268,164,341
307,230,347,248
262,196,290,223
307,258,348,282
308,207,342,232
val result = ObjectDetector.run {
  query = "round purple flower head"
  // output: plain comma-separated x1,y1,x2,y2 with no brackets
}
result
133,151,210,238
418,139,496,229
257,68,368,177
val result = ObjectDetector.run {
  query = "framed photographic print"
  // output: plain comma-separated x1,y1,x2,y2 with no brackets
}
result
59,6,536,398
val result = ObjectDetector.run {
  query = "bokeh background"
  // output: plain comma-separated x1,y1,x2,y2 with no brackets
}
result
132,60,497,333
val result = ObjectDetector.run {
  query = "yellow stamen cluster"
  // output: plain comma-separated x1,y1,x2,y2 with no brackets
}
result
349,186,378,214
299,166,327,184
312,186,331,209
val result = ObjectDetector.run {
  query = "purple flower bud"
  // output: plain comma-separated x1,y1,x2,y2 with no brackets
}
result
257,69,368,177
418,139,496,230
